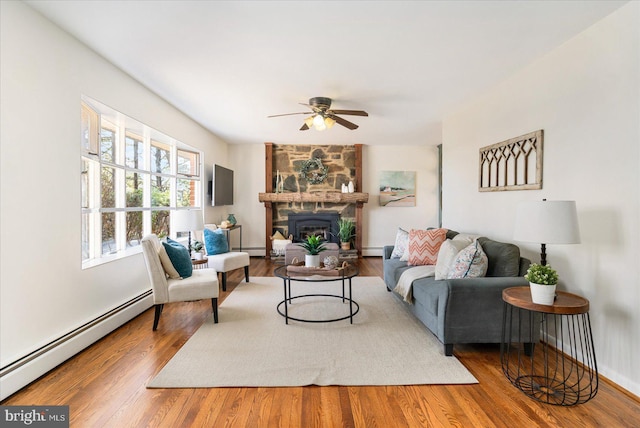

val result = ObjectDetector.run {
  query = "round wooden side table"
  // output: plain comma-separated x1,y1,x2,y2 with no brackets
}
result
191,257,208,270
501,287,598,406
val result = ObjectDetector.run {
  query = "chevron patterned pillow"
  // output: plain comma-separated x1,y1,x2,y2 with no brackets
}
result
407,228,448,266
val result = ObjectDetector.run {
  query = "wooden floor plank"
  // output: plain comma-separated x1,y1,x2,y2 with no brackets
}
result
2,257,639,427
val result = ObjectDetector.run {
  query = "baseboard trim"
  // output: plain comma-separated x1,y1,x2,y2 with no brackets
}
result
0,291,153,401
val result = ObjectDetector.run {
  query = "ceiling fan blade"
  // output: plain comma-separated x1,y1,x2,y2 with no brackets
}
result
300,123,310,131
268,112,311,118
331,115,359,130
330,109,369,117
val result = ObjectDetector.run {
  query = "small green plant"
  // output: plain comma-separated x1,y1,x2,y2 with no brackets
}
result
299,235,327,255
524,263,558,285
190,240,204,253
335,218,355,243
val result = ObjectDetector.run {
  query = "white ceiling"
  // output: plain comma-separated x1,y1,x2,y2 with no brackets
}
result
26,0,627,146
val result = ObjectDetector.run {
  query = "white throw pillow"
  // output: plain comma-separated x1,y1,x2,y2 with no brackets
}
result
447,241,488,279
452,233,478,245
391,227,409,259
435,239,469,280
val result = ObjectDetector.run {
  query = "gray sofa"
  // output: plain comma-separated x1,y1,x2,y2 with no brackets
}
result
383,230,533,356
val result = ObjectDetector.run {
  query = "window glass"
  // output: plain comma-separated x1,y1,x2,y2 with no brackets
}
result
177,149,199,176
126,211,143,247
101,212,116,255
177,178,200,207
81,158,91,209
101,166,116,208
82,212,91,261
81,102,99,154
100,128,116,163
151,175,170,207
151,141,171,174
126,171,144,207
152,210,170,238
125,134,144,169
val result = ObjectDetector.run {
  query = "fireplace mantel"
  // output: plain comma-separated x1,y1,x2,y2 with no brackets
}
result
258,192,369,204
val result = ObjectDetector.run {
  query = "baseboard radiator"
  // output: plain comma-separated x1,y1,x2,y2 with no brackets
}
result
0,291,153,401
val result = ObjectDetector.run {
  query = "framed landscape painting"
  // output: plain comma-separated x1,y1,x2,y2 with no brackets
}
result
379,171,416,207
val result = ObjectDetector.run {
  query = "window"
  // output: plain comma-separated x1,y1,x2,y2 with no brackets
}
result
81,97,202,267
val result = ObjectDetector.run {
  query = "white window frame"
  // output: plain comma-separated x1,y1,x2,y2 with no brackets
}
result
81,96,203,269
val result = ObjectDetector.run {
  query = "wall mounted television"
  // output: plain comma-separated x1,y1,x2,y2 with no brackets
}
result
209,164,234,206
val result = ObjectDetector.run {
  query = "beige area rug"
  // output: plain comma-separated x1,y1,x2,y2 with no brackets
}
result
147,276,478,387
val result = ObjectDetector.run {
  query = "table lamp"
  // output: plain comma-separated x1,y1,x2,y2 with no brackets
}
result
173,209,204,256
513,200,580,266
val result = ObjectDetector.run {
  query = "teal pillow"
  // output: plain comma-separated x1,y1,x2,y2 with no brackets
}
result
204,228,229,255
162,238,193,278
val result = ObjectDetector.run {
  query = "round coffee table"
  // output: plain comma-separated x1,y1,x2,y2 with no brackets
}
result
274,264,360,324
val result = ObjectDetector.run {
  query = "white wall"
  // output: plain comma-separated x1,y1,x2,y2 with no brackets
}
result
229,144,441,256
442,2,639,396
0,0,228,391
362,145,440,253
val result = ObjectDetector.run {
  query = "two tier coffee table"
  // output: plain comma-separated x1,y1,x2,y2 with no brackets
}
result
274,264,360,325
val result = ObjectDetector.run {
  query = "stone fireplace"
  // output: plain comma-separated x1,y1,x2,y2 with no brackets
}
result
288,212,339,244
259,143,369,259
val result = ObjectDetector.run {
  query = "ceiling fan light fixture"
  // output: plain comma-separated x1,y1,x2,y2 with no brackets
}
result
324,116,336,129
270,97,368,131
313,114,326,131
304,116,315,128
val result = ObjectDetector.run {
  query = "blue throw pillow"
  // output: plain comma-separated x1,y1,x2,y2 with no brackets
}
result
204,228,229,255
162,238,193,278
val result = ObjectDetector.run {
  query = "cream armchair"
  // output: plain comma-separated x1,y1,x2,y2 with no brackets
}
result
141,234,219,330
196,224,250,291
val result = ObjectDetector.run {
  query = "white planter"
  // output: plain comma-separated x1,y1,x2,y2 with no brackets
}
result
192,252,203,260
529,282,556,305
305,254,320,268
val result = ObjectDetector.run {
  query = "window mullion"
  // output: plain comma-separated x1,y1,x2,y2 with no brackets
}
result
89,160,101,259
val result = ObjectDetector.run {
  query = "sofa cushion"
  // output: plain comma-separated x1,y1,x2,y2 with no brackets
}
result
447,240,488,279
391,227,409,259
407,228,447,266
477,237,521,277
162,238,193,278
435,239,469,280
204,228,229,255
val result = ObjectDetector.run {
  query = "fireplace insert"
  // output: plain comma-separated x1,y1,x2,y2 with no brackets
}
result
288,212,340,244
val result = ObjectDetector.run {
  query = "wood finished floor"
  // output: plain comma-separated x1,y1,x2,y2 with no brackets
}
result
2,257,639,427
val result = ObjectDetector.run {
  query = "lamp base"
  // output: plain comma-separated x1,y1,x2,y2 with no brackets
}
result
540,243,547,266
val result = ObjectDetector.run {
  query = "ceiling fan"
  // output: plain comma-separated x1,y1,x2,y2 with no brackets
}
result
268,97,368,131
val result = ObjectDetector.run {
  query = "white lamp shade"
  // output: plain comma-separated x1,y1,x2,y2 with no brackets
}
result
173,209,204,233
514,200,580,244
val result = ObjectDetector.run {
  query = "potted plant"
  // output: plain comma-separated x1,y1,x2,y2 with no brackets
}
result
190,239,204,260
335,218,355,251
298,235,327,267
524,263,558,305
